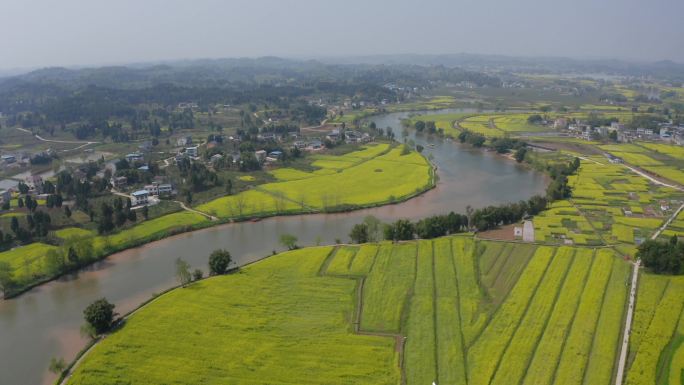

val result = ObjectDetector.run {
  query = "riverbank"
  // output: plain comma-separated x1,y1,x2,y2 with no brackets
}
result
0,108,550,385
1,144,435,299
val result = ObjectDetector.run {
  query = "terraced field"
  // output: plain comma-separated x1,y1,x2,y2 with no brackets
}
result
459,115,504,137
66,237,638,385
600,142,684,186
532,157,684,247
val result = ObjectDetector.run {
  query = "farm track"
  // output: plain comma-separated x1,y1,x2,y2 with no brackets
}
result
15,127,100,151
320,246,408,379
614,259,640,385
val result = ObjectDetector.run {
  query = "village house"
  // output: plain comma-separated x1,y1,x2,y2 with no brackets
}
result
514,226,523,238
112,176,128,189
25,175,44,194
325,130,340,141
210,153,224,165
176,136,193,147
553,118,568,130
145,183,159,196
125,152,144,162
186,146,199,158
258,133,277,142
0,190,10,204
228,152,241,164
308,140,323,150
131,190,149,206
268,151,283,159
1,155,16,164
255,150,267,162
158,184,173,195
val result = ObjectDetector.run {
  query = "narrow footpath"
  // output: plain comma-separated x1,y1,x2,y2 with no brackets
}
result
174,200,218,221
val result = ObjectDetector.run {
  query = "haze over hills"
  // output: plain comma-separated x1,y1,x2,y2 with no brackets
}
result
3,53,684,87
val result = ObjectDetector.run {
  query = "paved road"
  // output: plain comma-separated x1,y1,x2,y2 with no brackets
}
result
614,259,640,385
651,202,684,241
623,164,684,191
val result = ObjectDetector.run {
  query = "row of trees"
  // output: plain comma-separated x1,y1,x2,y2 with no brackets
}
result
349,194,549,243
97,198,137,235
457,130,486,147
413,120,444,136
545,158,580,201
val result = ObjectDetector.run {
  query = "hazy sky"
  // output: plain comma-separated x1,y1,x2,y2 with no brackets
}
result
2,0,683,69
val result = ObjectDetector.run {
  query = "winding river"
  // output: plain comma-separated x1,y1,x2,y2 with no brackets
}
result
0,109,547,385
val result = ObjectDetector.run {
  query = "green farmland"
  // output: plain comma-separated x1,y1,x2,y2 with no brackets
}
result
197,143,434,218
67,237,649,385
0,143,432,296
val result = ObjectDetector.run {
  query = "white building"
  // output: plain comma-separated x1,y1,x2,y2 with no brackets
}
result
255,150,267,162
144,184,159,196
158,184,173,195
176,136,192,147
522,220,535,242
186,146,199,158
131,190,149,206
25,175,44,194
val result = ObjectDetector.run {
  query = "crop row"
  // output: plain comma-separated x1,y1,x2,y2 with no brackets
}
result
553,249,614,385
489,247,575,385
466,246,555,385
361,244,416,333
404,241,436,385
521,248,594,385
626,277,684,385
583,255,630,385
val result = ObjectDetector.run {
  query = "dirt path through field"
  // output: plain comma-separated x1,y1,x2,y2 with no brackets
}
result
15,127,100,152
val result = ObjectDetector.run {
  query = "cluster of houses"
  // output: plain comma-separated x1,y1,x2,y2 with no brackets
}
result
112,175,174,207
126,181,175,207
553,118,684,145
0,174,51,206
619,123,684,144
325,129,371,144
